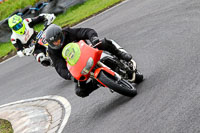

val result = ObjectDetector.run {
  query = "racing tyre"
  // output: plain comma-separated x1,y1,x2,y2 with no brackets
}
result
98,71,137,97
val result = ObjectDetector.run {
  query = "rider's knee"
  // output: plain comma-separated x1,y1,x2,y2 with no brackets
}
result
35,52,51,66
75,87,89,98
35,53,46,63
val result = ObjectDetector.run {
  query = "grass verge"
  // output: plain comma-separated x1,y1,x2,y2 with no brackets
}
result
0,0,124,59
0,119,13,133
0,0,41,20
0,42,15,58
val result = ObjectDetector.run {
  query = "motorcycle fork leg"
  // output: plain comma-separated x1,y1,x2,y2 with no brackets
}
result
128,59,137,82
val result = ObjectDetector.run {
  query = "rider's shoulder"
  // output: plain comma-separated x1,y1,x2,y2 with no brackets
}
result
10,34,17,44
11,33,17,39
10,32,22,44
11,32,20,38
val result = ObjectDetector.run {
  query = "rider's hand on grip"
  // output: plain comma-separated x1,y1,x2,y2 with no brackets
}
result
91,36,100,45
39,13,56,26
46,14,56,25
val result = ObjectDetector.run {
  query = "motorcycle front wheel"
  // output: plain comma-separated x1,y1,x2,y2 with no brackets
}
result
97,71,137,97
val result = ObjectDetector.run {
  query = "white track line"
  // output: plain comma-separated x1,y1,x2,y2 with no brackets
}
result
0,55,17,65
0,95,71,133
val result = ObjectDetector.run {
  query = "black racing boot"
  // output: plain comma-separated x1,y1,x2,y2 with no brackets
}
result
75,79,99,98
116,50,132,62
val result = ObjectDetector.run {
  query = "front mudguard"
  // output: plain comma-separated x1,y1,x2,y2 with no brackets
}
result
94,67,115,87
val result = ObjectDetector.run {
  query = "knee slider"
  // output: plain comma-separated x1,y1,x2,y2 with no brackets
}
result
36,53,46,63
75,87,89,98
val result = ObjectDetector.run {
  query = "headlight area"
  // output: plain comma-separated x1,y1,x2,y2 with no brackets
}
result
81,57,94,75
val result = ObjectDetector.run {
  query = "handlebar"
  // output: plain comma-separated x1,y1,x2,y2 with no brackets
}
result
92,42,102,48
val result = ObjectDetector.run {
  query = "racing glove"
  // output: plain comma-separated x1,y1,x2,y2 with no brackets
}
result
91,36,100,45
40,13,56,25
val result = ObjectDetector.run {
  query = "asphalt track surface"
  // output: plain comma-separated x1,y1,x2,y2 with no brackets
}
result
1,0,200,132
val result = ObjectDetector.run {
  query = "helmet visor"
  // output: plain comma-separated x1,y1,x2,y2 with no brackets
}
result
13,23,23,31
53,39,61,46
48,32,64,50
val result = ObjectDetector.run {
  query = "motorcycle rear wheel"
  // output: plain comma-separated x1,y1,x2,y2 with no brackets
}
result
98,71,137,97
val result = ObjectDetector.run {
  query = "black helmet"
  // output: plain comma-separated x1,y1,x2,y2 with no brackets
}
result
45,24,64,50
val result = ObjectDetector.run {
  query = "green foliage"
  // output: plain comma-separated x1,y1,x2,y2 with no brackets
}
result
0,119,13,133
55,0,123,27
0,42,15,58
0,0,40,20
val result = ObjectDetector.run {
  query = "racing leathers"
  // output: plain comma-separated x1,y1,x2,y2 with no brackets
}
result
10,14,55,66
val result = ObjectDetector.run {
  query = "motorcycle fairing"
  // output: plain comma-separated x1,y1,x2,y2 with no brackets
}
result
62,42,81,66
66,40,103,81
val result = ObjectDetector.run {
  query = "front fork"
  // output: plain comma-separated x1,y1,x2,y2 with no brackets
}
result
97,61,121,80
90,61,122,93
90,61,121,86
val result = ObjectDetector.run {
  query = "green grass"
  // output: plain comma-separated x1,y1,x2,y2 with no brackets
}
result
0,42,15,58
55,0,123,27
0,0,124,58
0,119,13,133
0,0,42,20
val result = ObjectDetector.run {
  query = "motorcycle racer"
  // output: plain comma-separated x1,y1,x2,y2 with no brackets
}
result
8,13,55,66
45,24,134,97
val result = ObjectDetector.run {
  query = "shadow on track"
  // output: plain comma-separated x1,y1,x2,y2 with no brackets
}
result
89,95,134,120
